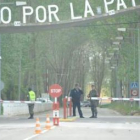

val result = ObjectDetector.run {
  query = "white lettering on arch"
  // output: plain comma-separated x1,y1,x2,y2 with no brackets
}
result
23,6,34,23
104,0,114,13
1,7,11,24
70,3,82,20
36,6,47,23
117,0,127,10
84,0,94,18
48,5,60,22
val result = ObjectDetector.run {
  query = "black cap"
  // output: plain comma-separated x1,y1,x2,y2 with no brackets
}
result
28,87,32,91
75,83,79,87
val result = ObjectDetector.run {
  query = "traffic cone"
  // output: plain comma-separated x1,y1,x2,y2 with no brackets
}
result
35,118,41,134
45,114,51,130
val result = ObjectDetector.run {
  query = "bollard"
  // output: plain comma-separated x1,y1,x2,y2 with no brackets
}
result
63,98,67,119
53,102,59,126
68,97,72,117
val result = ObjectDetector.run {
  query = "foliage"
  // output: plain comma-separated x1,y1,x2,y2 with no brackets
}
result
1,0,140,100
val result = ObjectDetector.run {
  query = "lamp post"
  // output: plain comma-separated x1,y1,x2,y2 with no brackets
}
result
111,55,119,97
115,35,137,97
115,36,124,40
108,38,123,98
138,29,140,107
0,35,1,115
18,49,22,100
118,27,140,106
112,41,122,98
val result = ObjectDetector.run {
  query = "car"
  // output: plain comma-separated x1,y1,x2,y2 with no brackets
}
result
36,98,53,103
80,100,90,107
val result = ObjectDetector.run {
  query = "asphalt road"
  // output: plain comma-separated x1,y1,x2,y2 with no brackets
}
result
0,107,140,140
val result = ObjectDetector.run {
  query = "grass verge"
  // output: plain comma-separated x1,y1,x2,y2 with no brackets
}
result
100,101,140,115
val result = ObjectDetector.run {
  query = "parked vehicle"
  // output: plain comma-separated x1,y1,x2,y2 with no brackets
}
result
80,100,90,107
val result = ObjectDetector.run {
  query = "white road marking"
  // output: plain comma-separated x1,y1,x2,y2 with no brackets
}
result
23,126,56,140
0,122,54,129
60,122,140,130
23,134,39,140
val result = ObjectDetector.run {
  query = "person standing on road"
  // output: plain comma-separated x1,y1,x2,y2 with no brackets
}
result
70,83,84,118
88,85,98,118
27,88,36,119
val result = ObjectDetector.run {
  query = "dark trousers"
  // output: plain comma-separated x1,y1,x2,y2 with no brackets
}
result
28,104,34,116
72,101,83,117
91,106,97,116
90,101,97,117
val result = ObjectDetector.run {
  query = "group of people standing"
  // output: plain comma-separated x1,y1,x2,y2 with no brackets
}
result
26,83,98,119
70,83,98,118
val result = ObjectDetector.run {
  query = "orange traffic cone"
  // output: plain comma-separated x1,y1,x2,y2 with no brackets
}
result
35,118,41,134
45,114,51,130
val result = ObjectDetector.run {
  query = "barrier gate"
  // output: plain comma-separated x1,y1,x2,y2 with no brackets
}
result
63,97,72,119
1,97,140,118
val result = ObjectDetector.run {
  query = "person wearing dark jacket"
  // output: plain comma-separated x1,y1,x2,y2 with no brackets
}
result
70,83,84,118
88,85,98,118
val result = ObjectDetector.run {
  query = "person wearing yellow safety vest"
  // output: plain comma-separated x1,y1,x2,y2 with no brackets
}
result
27,88,36,119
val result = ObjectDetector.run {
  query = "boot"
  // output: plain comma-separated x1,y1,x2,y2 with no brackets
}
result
94,113,97,118
28,114,33,119
30,114,34,119
90,109,95,118
89,113,94,118
28,115,32,119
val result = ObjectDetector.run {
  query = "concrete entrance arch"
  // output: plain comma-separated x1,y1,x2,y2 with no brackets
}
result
0,5,140,33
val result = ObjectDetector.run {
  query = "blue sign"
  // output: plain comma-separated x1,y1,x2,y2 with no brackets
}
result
130,82,139,89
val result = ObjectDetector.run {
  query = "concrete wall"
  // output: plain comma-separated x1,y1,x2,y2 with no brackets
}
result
2,102,52,116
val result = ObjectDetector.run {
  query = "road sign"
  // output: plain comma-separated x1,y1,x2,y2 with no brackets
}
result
49,84,62,98
131,89,138,96
0,81,4,91
53,110,59,118
130,82,139,89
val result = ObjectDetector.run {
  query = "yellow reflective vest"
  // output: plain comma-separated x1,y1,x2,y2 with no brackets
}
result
29,91,36,101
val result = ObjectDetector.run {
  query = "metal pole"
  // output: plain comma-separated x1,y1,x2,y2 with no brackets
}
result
138,28,140,107
55,97,57,103
18,53,21,100
47,69,49,93
0,34,1,115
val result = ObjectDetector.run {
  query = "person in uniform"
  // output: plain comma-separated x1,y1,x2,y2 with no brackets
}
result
70,83,84,118
88,85,98,118
27,88,36,119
